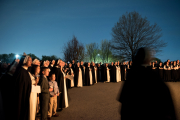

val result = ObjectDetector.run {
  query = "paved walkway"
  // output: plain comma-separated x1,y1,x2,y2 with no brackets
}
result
51,82,180,120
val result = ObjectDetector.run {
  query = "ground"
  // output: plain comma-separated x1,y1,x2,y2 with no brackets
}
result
51,82,180,120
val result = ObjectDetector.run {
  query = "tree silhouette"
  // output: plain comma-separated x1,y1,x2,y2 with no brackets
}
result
63,36,85,62
111,11,166,61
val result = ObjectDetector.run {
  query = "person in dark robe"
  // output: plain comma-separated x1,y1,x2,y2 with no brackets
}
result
177,60,180,81
0,59,19,119
74,62,83,87
103,63,110,83
85,62,93,86
120,62,126,81
154,60,158,67
158,62,164,81
13,54,32,120
101,63,105,82
109,62,115,82
163,61,171,82
90,62,96,84
97,63,102,82
0,63,8,78
51,59,62,111
28,58,40,73
151,62,158,73
48,60,55,70
59,61,69,109
66,63,74,88
80,61,86,86
93,62,98,83
71,60,76,73
118,47,176,120
171,61,178,82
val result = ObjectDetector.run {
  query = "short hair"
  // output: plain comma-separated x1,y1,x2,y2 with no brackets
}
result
41,67,49,72
49,72,55,78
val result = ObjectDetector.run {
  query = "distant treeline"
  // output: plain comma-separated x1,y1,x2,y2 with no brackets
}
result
0,53,60,63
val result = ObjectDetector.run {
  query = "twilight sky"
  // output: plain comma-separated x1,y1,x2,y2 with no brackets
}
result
0,0,180,62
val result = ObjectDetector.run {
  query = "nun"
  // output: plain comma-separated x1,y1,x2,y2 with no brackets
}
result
13,54,32,120
116,62,121,82
0,59,19,119
51,59,62,110
59,61,69,109
80,61,86,86
104,63,110,83
67,63,74,88
163,62,171,82
74,62,83,87
85,62,93,86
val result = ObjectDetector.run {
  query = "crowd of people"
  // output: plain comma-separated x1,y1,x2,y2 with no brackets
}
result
0,52,179,120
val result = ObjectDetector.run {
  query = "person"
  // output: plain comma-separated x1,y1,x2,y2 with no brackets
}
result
91,62,97,84
51,59,62,110
120,62,126,81
104,63,110,83
177,60,180,81
59,61,69,109
85,62,93,86
164,61,171,82
0,62,8,77
48,73,60,119
71,60,76,72
13,54,32,120
158,62,164,80
0,59,19,120
74,62,83,87
116,62,121,82
109,62,115,82
67,63,74,88
171,61,178,82
118,47,176,120
49,60,55,70
154,60,158,67
97,63,101,82
151,62,157,73
80,61,86,86
29,65,40,120
93,63,98,83
38,67,53,120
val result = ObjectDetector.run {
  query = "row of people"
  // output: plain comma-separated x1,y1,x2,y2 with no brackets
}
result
0,55,180,120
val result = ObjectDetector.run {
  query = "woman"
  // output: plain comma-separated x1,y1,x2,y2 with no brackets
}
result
80,61,86,86
158,62,164,80
104,63,110,83
116,62,121,82
29,65,40,120
13,54,32,120
163,62,171,82
60,61,69,108
66,63,74,88
93,63,98,84
74,62,83,87
51,59,62,110
85,62,93,86
171,61,178,82
0,59,19,119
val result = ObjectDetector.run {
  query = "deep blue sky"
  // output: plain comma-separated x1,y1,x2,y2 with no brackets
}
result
0,0,180,62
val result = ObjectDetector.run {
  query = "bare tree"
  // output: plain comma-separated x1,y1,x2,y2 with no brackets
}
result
111,11,167,61
63,36,85,62
100,39,111,63
86,43,99,62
